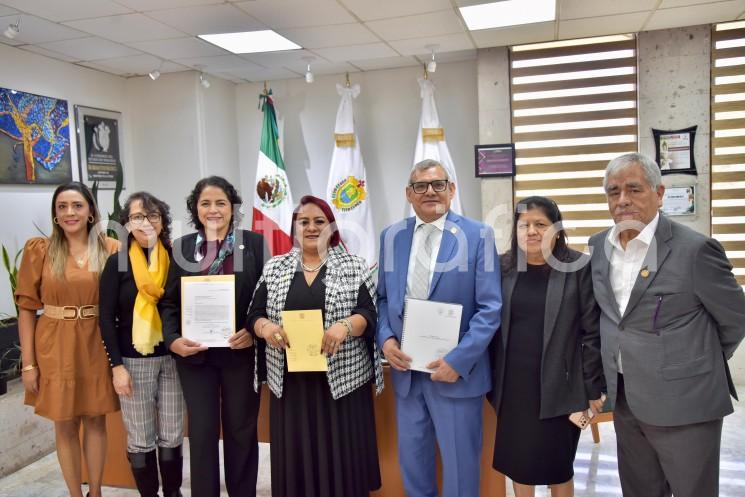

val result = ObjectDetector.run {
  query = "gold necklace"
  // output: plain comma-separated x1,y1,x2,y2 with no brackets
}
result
72,251,89,268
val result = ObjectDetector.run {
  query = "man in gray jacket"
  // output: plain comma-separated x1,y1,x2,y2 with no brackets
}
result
589,152,745,497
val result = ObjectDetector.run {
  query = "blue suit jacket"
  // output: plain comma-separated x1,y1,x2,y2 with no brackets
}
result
376,211,502,398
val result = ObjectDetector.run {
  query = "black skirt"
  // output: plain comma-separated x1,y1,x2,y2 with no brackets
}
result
254,267,381,497
269,373,381,497
492,264,580,485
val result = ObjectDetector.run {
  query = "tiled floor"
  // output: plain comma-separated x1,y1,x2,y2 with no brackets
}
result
503,400,745,497
1,401,744,497
0,438,272,497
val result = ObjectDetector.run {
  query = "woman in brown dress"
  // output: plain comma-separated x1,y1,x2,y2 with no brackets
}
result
16,182,120,497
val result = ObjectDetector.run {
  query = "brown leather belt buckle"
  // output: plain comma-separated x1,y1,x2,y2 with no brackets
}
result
62,306,79,320
79,305,97,319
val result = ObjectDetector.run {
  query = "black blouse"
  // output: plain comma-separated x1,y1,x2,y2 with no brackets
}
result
99,245,169,367
247,265,376,340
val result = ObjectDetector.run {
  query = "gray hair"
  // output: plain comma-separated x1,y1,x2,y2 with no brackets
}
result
408,159,449,184
603,152,662,191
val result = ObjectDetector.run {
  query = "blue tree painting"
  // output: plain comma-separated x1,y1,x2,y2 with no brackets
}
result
0,87,72,184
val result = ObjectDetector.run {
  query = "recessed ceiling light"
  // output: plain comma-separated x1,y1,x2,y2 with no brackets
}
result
459,0,556,31
198,30,301,54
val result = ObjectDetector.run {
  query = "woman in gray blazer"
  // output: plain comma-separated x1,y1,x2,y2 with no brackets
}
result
489,196,605,497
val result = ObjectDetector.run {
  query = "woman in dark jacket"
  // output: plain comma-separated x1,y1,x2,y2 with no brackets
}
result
489,196,605,497
159,176,267,497
99,192,184,497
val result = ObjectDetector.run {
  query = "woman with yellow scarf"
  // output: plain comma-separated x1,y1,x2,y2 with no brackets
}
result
99,192,184,497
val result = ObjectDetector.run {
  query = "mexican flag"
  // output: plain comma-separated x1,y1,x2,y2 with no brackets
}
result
252,91,294,255
412,76,463,214
326,83,376,267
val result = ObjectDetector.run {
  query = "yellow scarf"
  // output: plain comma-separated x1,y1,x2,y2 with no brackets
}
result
130,240,170,355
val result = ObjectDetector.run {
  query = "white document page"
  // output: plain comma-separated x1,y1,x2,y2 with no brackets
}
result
401,298,463,373
181,275,235,347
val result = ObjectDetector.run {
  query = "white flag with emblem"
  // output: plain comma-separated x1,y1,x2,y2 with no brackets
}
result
412,76,463,215
326,83,375,267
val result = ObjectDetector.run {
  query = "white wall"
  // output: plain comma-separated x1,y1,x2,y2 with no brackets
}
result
126,71,202,233
236,59,479,240
0,43,131,317
200,75,240,190
125,71,243,238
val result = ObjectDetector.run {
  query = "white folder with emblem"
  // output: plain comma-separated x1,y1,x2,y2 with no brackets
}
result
401,297,463,373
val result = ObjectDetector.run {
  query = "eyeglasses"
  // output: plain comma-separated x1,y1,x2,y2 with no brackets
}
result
409,180,449,194
129,213,161,225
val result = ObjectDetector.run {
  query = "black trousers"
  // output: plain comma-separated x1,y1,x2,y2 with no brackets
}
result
176,351,260,497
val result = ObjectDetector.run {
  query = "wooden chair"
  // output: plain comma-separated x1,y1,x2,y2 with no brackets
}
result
589,410,614,443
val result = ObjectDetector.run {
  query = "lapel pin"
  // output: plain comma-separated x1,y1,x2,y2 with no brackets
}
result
640,266,650,278
450,227,458,235
239,244,245,250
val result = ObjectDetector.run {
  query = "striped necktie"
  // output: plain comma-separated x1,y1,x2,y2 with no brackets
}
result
408,223,437,299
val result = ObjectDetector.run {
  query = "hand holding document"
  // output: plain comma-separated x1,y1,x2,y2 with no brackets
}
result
401,298,462,373
181,275,235,347
282,309,328,372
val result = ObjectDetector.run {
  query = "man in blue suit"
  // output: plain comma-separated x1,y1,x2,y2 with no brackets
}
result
377,159,502,497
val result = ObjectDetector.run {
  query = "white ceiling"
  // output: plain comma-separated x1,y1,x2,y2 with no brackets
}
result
1,0,744,83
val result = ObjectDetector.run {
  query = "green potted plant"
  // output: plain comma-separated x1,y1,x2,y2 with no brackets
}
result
92,164,124,239
0,244,21,396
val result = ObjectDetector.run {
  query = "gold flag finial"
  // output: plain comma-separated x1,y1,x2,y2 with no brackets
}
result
345,72,351,87
423,63,429,80
263,81,268,95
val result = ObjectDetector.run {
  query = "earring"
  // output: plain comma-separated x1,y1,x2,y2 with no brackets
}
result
88,215,95,224
53,217,59,225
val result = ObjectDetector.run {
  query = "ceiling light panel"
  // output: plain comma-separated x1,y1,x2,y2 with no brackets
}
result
460,0,556,31
199,30,301,54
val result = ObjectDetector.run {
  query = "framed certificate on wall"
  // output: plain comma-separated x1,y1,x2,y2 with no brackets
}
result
475,143,516,178
75,105,124,189
652,126,697,175
662,186,696,216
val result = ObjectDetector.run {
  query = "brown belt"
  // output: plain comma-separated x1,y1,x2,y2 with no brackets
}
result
43,304,99,320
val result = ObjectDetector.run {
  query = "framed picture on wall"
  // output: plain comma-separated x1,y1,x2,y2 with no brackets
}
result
652,125,697,175
75,105,124,190
0,86,73,185
475,143,515,178
662,186,696,216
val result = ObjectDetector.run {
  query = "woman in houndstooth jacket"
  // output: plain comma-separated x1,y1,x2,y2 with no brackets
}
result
248,195,383,497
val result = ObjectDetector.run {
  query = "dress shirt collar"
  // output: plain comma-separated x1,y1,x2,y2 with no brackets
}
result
414,212,448,232
608,212,660,252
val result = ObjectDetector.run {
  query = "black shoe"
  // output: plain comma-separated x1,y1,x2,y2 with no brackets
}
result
128,450,159,497
158,445,183,497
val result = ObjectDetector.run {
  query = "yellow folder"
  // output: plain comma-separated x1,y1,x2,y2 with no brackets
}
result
281,309,328,372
